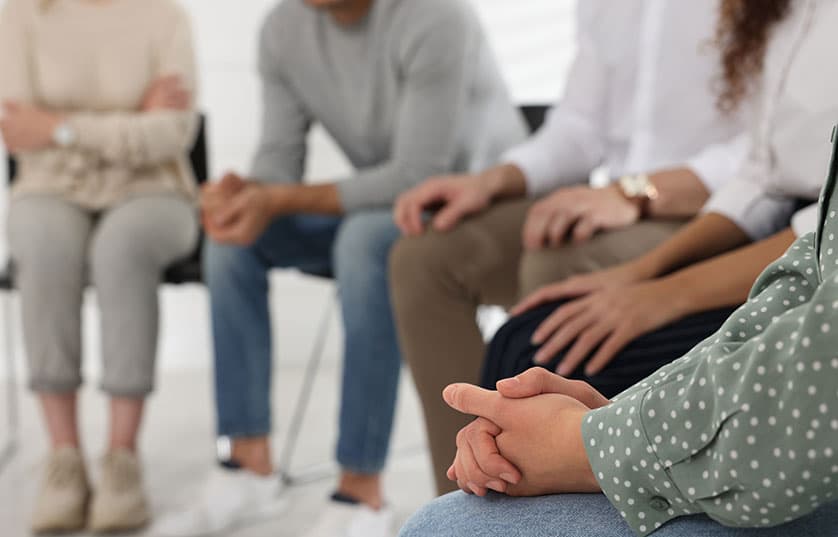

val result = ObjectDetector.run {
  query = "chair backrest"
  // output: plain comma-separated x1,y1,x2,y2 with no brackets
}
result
519,105,550,135
6,113,210,186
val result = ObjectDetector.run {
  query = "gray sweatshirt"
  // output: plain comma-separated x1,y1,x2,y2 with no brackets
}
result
252,0,528,211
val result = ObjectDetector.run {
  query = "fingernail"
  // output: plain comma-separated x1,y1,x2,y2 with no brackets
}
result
500,473,519,484
442,385,457,404
467,482,481,495
531,335,542,345
533,353,546,364
487,480,506,492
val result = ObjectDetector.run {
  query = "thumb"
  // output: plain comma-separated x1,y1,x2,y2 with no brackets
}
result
572,216,598,244
497,368,611,408
443,383,504,423
213,189,249,228
220,171,242,187
496,367,565,399
432,196,472,232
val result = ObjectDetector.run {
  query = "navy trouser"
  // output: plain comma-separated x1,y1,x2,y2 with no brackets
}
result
481,301,738,398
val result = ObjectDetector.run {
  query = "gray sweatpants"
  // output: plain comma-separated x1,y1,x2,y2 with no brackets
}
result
8,194,198,397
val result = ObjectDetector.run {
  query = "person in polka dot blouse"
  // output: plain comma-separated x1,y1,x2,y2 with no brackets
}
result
398,126,838,536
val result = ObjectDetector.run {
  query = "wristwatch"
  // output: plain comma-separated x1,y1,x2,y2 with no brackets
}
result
52,122,76,148
618,173,659,216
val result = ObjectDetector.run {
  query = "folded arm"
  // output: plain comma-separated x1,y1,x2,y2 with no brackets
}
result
64,13,198,167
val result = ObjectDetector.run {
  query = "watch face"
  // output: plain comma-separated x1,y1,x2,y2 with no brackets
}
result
53,124,75,147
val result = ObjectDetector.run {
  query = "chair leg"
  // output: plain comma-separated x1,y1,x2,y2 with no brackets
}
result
278,288,339,486
0,292,19,476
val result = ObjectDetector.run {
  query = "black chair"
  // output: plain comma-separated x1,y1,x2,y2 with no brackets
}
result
0,115,209,476
519,104,550,133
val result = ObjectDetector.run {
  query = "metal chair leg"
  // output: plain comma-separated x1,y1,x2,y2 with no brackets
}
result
278,288,339,486
0,292,19,476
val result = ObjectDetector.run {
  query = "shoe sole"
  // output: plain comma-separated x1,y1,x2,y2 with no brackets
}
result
225,497,290,534
31,522,88,536
155,497,290,537
88,516,150,534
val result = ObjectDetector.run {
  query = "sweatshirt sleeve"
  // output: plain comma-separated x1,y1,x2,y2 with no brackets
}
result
0,0,34,103
65,7,198,168
336,1,484,211
701,143,798,240
583,232,838,535
500,3,609,196
248,8,311,185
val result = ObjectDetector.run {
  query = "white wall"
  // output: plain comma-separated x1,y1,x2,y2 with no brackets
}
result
0,0,576,379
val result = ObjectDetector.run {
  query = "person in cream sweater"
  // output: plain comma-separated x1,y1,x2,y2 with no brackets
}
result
0,0,199,532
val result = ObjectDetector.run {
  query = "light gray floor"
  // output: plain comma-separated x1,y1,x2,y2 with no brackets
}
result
0,364,435,537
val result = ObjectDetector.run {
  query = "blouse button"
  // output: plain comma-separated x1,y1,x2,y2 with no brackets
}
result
650,496,671,512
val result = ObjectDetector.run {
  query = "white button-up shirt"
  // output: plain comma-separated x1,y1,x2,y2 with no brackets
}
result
704,0,838,239
503,0,746,197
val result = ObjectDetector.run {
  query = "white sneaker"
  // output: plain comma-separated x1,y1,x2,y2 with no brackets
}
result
301,498,394,537
153,465,287,536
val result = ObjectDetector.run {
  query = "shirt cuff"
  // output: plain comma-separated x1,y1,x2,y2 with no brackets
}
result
684,136,749,194
702,181,796,240
501,148,558,198
582,391,694,536
685,152,732,194
791,203,819,238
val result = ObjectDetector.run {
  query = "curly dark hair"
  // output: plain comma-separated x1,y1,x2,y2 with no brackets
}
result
716,0,793,112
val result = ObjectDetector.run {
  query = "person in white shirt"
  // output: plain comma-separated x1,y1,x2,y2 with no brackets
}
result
400,2,838,536
388,0,747,494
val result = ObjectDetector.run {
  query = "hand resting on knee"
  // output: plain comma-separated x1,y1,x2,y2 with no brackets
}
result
444,368,607,497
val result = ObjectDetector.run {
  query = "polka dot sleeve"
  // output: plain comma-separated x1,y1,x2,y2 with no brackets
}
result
582,233,838,535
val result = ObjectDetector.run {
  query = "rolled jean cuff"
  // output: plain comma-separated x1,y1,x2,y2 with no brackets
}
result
217,423,272,439
29,378,83,394
337,450,387,475
338,457,385,475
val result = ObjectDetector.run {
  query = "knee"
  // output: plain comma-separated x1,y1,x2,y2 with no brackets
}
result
333,211,399,279
13,234,85,287
202,239,263,289
90,232,159,285
519,249,576,296
388,231,453,295
91,210,197,280
399,493,469,537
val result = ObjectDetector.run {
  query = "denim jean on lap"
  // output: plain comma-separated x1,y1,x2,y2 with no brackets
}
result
203,210,403,474
399,492,838,537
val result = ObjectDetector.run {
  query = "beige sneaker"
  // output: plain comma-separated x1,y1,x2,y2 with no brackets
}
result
89,449,151,533
31,447,91,534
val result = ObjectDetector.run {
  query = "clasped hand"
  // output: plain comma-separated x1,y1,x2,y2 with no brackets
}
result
201,173,277,246
446,367,608,497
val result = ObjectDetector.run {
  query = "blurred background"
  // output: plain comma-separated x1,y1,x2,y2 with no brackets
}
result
0,1,576,535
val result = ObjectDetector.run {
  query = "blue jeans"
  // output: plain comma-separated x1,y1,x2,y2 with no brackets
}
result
400,492,838,536
204,210,403,474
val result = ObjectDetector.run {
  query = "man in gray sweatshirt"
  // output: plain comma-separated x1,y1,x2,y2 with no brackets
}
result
154,1,526,536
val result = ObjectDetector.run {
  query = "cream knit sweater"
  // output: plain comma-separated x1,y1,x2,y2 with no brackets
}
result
0,0,198,209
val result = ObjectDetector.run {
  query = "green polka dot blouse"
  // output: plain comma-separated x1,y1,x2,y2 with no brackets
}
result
582,126,838,535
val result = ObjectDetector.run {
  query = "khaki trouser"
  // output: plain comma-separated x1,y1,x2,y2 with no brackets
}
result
389,199,685,494
8,194,198,397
